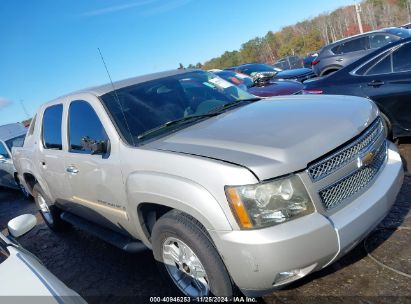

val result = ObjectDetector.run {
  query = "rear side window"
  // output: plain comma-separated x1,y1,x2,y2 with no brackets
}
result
393,43,411,72
366,55,392,75
42,104,63,150
369,34,399,49
340,37,368,53
68,100,108,153
331,45,342,55
355,50,391,75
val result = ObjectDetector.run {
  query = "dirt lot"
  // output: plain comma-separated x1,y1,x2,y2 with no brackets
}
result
1,143,410,304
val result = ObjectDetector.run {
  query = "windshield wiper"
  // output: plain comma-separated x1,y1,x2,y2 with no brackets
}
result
209,97,261,114
137,113,220,140
138,98,261,140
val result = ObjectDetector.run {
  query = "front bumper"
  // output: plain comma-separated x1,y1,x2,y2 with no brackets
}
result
209,143,403,297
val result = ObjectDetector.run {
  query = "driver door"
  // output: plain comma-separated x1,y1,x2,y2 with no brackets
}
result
63,97,129,234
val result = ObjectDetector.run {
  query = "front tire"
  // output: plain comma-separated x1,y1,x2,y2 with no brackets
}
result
152,210,233,297
33,184,71,232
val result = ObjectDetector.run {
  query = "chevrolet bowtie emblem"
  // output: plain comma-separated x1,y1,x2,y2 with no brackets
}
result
357,150,376,168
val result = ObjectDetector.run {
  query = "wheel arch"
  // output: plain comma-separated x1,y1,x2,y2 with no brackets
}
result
126,171,233,246
320,65,342,76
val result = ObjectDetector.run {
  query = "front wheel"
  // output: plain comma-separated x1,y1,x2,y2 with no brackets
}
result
152,210,234,297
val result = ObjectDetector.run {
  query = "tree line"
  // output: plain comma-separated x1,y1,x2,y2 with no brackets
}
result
188,0,411,70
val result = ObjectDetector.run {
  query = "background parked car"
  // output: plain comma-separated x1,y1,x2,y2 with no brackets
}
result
400,23,411,29
227,63,316,82
303,52,318,68
303,37,411,139
313,27,411,76
273,55,303,70
0,123,29,196
1,214,85,302
213,70,303,97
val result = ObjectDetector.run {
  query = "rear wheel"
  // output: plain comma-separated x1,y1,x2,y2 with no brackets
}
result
152,210,234,297
33,184,71,232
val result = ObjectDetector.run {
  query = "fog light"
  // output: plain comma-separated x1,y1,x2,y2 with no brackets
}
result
273,263,317,286
274,270,301,285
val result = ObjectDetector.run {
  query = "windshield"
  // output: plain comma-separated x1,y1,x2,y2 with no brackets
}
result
100,70,255,145
5,134,26,151
214,71,254,88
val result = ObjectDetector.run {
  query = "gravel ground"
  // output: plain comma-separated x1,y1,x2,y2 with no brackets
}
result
0,143,410,304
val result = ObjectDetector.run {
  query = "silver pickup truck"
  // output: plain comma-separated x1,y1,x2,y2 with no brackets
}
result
13,69,403,297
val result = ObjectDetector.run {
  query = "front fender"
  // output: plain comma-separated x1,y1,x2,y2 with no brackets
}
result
126,171,233,243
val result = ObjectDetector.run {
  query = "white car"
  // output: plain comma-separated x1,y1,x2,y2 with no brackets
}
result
0,123,29,196
0,214,85,303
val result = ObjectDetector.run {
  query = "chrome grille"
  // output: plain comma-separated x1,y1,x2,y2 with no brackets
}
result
319,141,387,210
308,117,384,182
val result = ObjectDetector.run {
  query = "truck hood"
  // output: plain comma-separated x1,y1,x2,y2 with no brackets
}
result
147,95,378,180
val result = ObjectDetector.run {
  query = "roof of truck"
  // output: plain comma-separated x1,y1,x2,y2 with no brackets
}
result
0,123,27,141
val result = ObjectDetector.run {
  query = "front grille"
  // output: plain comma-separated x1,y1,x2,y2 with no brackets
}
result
319,141,387,210
308,117,383,181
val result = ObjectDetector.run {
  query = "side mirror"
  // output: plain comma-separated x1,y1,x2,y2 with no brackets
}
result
0,155,5,161
81,136,108,155
8,214,37,238
91,141,108,155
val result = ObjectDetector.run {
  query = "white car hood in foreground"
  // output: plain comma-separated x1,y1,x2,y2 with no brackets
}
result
148,95,378,180
0,245,84,303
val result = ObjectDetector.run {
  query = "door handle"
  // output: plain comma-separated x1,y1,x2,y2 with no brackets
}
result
66,166,79,174
367,80,385,87
336,58,343,62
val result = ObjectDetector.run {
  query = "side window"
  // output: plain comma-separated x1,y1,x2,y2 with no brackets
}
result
42,104,63,150
0,142,10,159
340,37,368,53
366,54,392,75
393,43,411,73
369,34,399,49
331,45,342,55
68,100,108,154
355,51,391,75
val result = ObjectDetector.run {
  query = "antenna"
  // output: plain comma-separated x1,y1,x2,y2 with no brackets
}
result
97,48,135,145
19,99,30,119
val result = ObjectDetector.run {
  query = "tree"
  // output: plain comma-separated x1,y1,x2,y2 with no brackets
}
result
199,0,409,70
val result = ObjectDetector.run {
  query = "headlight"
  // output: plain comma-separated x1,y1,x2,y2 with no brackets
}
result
225,175,315,229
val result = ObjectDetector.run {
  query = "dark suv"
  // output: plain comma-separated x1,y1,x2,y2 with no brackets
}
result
313,27,411,76
273,56,303,70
